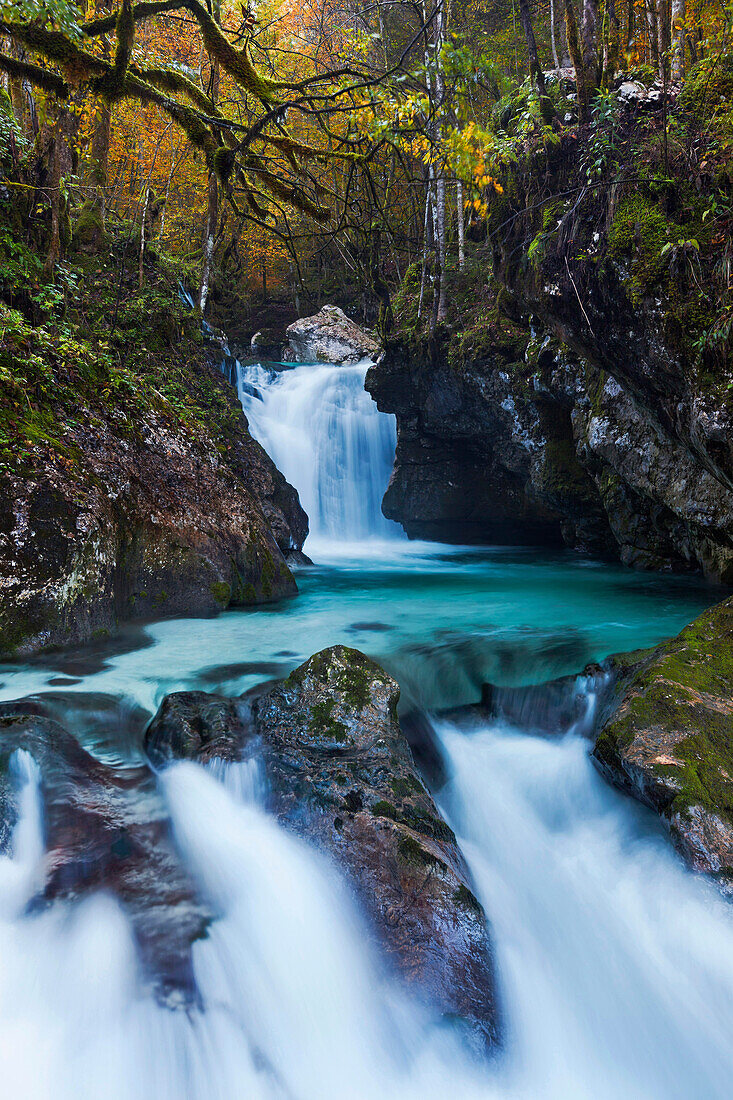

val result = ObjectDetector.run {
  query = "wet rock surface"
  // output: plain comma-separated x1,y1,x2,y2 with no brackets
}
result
592,598,733,891
0,705,209,1002
366,335,611,550
285,306,381,365
146,645,501,1044
367,331,733,579
0,365,300,658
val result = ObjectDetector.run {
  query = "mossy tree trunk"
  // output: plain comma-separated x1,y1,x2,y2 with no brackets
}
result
581,0,601,88
645,0,660,66
518,0,548,95
601,0,621,87
656,0,671,79
671,0,685,78
45,107,74,276
564,0,590,119
624,0,634,55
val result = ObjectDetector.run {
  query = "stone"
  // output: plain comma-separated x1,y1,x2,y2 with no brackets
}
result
285,306,381,364
0,707,210,1003
145,646,501,1045
0,367,301,657
593,598,733,892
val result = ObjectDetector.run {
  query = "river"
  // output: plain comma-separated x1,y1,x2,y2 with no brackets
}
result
0,357,732,1099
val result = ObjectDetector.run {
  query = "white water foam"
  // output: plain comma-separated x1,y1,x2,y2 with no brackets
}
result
2,703,733,1098
234,359,401,546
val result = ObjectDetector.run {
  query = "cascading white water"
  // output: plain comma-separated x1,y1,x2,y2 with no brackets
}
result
2,688,733,1099
234,358,400,545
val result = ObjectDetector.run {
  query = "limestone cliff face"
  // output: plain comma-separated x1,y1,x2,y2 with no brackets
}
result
366,334,610,551
367,330,733,579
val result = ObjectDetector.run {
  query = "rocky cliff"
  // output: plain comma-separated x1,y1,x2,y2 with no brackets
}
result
367,66,733,579
0,232,307,658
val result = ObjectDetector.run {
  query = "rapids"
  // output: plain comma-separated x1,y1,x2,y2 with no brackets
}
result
1,357,732,1099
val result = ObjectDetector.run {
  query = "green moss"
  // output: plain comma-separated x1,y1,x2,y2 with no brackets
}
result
73,200,106,251
390,774,423,798
308,696,348,741
607,191,675,298
679,56,733,117
372,799,398,820
397,833,448,871
210,581,232,607
453,883,483,914
540,434,597,503
527,201,563,270
600,599,733,827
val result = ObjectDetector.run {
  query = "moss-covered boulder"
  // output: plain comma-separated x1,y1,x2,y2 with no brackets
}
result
594,598,733,889
146,645,501,1046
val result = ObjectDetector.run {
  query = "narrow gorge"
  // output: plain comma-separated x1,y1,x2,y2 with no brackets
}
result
1,3,732,1098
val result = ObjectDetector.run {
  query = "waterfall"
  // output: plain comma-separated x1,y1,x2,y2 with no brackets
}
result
233,359,400,547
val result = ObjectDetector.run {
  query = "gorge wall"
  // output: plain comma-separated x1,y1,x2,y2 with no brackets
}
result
367,73,733,582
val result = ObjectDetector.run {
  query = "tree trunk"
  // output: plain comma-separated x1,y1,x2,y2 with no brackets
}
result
550,0,560,68
45,108,73,276
602,0,621,87
671,0,685,79
417,174,432,321
198,0,221,314
138,185,151,289
518,0,548,94
581,0,600,89
199,169,218,314
457,180,465,270
82,98,112,250
433,0,448,324
564,0,590,118
625,0,634,55
435,172,447,322
645,0,659,65
656,0,670,79
370,230,393,337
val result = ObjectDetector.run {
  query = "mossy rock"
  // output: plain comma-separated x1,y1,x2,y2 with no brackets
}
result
73,199,106,253
607,190,675,296
594,597,733,887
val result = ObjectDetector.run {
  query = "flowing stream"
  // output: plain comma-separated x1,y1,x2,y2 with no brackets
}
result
1,358,733,1098
234,357,400,545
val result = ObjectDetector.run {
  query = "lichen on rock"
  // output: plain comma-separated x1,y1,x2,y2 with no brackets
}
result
285,305,381,365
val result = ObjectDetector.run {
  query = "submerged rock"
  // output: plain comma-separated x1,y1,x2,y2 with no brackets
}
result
593,598,733,891
0,706,209,1003
285,306,381,365
146,645,501,1045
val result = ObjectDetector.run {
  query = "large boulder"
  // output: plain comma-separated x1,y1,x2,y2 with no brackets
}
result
0,394,297,658
593,598,733,890
285,306,381,365
0,705,209,1003
146,645,501,1045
